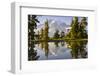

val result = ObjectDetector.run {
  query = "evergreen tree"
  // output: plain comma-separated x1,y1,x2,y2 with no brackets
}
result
71,17,79,39
44,20,49,41
40,28,44,40
78,17,88,38
54,29,60,39
66,17,88,39
28,15,40,60
60,31,65,38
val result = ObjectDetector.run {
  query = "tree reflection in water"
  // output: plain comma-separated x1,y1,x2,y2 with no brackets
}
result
28,40,87,60
54,41,65,47
39,41,49,59
44,41,49,59
28,41,40,60
54,41,59,47
67,40,87,59
61,42,65,47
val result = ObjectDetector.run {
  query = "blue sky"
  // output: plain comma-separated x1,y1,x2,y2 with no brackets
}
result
37,15,73,26
36,15,85,26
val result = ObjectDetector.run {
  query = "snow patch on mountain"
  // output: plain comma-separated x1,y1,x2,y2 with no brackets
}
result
35,19,70,37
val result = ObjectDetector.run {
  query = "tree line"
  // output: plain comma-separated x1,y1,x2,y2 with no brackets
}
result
33,16,88,41
66,17,88,39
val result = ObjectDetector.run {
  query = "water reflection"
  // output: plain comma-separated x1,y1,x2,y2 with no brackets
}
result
54,41,59,47
67,41,87,59
28,40,87,60
28,41,40,60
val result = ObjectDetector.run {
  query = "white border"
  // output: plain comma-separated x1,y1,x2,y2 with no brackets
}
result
11,2,97,74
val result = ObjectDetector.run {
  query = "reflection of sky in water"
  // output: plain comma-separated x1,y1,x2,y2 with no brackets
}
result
35,42,72,60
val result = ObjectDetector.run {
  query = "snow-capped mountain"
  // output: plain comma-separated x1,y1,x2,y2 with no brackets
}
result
35,20,70,37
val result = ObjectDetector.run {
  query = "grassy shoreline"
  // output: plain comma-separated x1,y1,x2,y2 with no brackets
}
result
31,39,88,42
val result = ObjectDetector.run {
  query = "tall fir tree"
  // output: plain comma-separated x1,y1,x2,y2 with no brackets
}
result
28,15,40,60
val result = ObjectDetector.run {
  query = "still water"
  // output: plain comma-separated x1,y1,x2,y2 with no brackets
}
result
28,41,88,60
